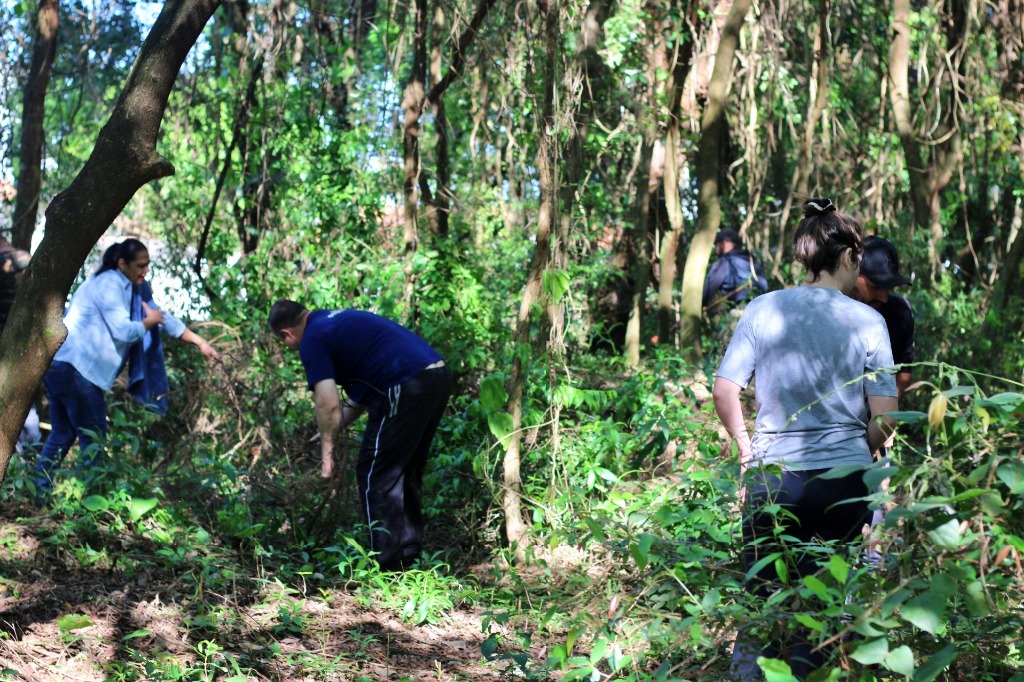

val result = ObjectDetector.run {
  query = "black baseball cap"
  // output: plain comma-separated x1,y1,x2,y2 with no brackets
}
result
715,228,741,244
860,236,910,289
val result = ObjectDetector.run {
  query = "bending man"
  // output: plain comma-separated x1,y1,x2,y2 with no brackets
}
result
269,300,450,571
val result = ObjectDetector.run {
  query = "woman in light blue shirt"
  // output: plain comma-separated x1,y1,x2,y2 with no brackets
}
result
34,238,217,498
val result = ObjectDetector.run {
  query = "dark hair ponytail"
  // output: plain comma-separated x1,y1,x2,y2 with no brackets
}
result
96,238,148,275
793,197,863,282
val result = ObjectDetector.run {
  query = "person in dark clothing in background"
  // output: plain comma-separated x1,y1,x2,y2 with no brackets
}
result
703,228,769,348
852,236,914,398
703,228,769,314
269,300,450,572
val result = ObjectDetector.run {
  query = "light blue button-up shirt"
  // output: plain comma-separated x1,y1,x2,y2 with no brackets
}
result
54,269,186,391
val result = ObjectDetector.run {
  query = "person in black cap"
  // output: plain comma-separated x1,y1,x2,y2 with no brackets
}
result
853,236,914,398
703,228,769,350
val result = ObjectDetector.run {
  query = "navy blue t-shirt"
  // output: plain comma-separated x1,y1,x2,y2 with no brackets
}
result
299,309,442,404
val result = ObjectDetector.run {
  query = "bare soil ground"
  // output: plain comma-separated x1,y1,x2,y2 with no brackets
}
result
0,501,550,681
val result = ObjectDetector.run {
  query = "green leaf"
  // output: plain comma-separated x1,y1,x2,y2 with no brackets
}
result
927,518,963,550
745,552,782,582
964,580,990,617
129,497,159,521
913,644,958,682
541,268,571,304
900,593,945,634
701,588,721,611
828,554,849,584
802,575,828,601
849,637,889,665
57,614,95,633
487,412,515,450
882,645,915,677
236,523,265,538
996,461,1024,494
864,464,898,491
479,375,507,412
978,392,1024,410
123,629,151,640
81,495,109,512
546,644,568,668
758,657,797,682
774,557,788,585
583,516,606,543
794,613,824,632
941,385,975,398
480,635,499,660
886,410,927,423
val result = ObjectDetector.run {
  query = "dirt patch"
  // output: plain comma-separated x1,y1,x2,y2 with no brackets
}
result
0,503,555,681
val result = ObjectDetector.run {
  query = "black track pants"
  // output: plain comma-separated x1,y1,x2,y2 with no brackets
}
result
356,365,450,570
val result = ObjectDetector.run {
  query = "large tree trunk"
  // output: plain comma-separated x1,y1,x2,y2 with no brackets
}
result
502,0,558,547
888,0,964,282
678,0,753,362
12,0,59,251
0,0,223,481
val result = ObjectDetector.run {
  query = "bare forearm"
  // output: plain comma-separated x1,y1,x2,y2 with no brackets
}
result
712,378,752,468
317,403,342,461
868,416,896,454
896,371,911,400
178,328,218,360
867,394,899,454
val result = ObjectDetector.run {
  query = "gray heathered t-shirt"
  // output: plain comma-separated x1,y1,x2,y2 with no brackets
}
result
716,286,897,470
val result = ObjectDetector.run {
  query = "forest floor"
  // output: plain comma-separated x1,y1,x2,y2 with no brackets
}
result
0,499,563,681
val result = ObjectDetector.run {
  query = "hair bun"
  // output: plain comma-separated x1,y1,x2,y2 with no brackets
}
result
804,198,836,216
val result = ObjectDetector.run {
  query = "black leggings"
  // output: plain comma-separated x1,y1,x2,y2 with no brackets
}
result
732,468,870,680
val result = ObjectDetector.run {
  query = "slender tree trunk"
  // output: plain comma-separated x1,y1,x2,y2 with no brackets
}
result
12,0,59,251
421,0,498,238
402,0,428,257
426,0,450,238
769,0,829,280
658,13,696,346
0,0,223,479
624,133,656,366
678,0,753,362
503,0,558,547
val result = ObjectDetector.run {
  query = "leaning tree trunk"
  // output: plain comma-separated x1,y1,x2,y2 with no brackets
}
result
0,0,223,481
12,0,59,251
678,0,753,362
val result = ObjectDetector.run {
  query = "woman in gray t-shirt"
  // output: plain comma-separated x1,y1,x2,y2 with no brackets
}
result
713,198,898,680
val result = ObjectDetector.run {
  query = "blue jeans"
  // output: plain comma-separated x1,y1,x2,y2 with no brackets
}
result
34,361,108,495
